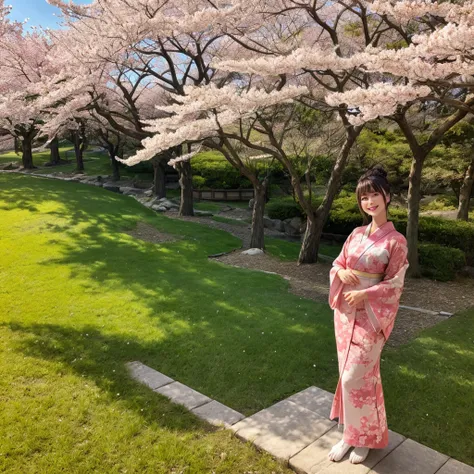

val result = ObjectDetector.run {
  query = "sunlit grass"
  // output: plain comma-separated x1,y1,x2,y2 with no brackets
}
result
265,236,342,261
1,174,473,470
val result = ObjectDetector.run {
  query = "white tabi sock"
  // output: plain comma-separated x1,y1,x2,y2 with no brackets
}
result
328,440,352,462
349,447,370,464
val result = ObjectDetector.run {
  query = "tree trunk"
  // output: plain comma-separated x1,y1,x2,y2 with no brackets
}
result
152,157,166,198
298,211,324,264
457,155,474,221
21,136,34,169
49,137,61,165
250,180,268,249
73,131,85,173
109,146,120,182
178,160,194,216
297,125,363,264
406,154,425,277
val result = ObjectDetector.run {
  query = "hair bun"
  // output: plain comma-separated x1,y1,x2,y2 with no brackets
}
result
369,165,387,179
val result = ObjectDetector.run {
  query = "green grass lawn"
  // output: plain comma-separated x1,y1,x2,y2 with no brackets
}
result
0,146,74,167
0,147,154,181
265,236,342,261
1,174,473,471
0,174,328,473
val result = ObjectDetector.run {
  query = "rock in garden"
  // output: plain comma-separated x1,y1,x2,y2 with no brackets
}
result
283,217,303,236
263,217,274,229
241,248,264,256
248,198,254,210
152,204,167,212
119,187,143,196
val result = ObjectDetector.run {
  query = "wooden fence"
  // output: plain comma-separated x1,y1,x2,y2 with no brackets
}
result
192,189,254,201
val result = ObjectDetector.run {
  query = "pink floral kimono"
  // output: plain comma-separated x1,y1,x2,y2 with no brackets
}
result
328,221,409,449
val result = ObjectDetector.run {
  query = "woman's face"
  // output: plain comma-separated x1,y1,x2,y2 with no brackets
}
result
360,190,389,218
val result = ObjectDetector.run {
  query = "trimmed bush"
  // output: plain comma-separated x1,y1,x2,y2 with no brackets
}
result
419,243,466,282
192,150,282,189
421,195,457,211
267,199,303,220
192,175,207,189
192,151,251,189
418,217,474,265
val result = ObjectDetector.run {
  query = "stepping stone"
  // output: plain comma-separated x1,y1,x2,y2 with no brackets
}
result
191,400,245,428
370,438,449,474
231,399,335,462
436,459,474,474
286,386,334,418
126,361,173,390
290,427,404,474
155,381,211,410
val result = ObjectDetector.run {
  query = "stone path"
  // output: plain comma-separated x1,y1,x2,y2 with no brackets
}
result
126,361,474,474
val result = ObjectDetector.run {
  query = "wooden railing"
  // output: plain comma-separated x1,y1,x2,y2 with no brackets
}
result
192,189,254,201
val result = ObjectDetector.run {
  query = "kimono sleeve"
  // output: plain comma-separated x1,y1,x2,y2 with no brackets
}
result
363,238,409,339
328,230,354,310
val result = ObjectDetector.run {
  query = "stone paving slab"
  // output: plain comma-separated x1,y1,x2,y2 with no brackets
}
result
290,427,405,474
126,361,174,390
231,399,336,462
370,438,449,474
191,400,245,428
154,381,212,410
286,386,334,418
125,363,474,474
436,459,474,474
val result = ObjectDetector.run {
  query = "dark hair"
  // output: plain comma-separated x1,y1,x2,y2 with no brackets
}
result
356,165,390,224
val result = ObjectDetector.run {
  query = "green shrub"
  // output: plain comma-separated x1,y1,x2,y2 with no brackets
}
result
324,195,363,234
419,243,466,281
192,150,281,189
418,217,474,265
421,195,458,211
192,175,207,189
192,151,250,189
267,198,303,220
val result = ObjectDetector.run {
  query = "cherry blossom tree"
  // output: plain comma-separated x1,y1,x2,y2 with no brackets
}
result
46,0,265,214
216,0,474,272
316,0,474,275
114,0,407,262
0,16,58,168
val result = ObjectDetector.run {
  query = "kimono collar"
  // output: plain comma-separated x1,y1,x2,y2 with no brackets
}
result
352,221,396,267
362,220,394,241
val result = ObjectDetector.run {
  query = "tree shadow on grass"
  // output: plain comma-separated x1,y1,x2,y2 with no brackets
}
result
4,321,214,434
0,174,338,414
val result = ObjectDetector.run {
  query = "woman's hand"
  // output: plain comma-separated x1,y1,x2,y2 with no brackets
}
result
337,269,360,285
343,290,367,307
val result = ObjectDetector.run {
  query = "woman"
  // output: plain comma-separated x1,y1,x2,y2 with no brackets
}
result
327,166,409,464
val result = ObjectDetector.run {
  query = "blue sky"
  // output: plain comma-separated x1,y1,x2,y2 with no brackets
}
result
8,0,92,29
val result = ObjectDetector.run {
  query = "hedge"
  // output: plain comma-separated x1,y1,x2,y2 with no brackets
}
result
419,243,466,282
267,199,303,220
265,194,474,270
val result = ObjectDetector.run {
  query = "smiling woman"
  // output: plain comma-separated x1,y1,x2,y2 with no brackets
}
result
328,165,409,465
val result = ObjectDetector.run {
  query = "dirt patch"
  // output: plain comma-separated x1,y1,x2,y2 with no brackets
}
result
214,250,474,347
125,221,178,244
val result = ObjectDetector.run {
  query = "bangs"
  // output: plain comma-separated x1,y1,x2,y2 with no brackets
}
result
356,178,385,202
